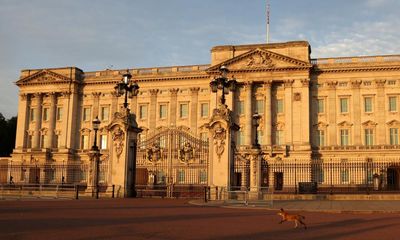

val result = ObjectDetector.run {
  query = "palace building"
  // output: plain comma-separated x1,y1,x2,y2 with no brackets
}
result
7,40,400,198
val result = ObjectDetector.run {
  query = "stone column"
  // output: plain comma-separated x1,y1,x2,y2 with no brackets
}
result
190,87,200,134
263,81,272,146
376,80,386,144
351,80,362,145
32,93,43,149
59,92,70,149
15,93,30,149
327,81,337,145
149,89,159,129
47,92,57,148
169,88,179,127
284,80,294,145
244,82,253,146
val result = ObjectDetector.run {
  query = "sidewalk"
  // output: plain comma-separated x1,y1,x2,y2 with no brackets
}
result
190,199,400,213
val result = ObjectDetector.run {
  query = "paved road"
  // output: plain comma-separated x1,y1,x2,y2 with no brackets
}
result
1,198,400,240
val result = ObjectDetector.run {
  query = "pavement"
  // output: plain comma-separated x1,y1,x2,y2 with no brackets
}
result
190,199,400,213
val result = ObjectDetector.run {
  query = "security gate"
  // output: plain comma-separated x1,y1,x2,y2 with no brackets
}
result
136,127,209,198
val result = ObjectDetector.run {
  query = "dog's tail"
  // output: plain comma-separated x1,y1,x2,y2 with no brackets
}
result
299,215,305,220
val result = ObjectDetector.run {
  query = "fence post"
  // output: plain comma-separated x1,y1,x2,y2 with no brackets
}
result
75,185,79,200
96,186,99,199
112,185,115,198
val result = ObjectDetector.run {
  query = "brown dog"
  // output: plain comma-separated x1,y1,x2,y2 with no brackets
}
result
277,208,307,229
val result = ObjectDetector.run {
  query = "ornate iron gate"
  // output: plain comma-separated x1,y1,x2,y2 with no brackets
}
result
136,127,209,198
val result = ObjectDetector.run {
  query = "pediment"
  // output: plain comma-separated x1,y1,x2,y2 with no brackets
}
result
337,121,353,127
207,48,311,72
313,121,329,128
387,119,400,127
16,70,74,86
362,120,377,127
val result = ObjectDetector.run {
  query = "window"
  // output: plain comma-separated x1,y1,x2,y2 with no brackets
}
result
340,98,348,113
159,104,167,119
390,128,399,145
200,132,208,142
340,129,349,146
81,135,89,149
100,106,109,121
157,170,165,184
277,99,284,113
30,108,35,122
256,100,264,114
275,130,283,145
100,134,107,150
317,99,324,114
199,170,207,183
56,107,63,121
237,101,244,115
389,96,397,112
180,103,188,118
316,130,325,147
237,131,244,145
43,108,49,121
364,97,372,113
365,129,374,146
82,107,91,121
200,103,209,118
340,169,349,184
178,170,185,183
139,105,148,119
316,168,324,183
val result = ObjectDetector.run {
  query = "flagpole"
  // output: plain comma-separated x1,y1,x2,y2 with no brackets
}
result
266,0,270,43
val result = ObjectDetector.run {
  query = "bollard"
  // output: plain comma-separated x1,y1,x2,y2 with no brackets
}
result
112,185,115,198
75,185,79,200
204,186,208,202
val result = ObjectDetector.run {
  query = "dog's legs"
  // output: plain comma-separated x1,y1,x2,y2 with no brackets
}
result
294,220,298,228
299,219,307,229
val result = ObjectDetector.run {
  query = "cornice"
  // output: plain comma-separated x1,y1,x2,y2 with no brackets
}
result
313,66,400,74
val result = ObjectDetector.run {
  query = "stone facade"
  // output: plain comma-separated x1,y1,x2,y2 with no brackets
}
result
9,41,400,194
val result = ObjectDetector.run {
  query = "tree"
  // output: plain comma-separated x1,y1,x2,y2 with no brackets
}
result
0,113,17,157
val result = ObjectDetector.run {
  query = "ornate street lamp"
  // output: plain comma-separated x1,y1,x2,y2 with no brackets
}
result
114,70,140,111
91,116,101,151
252,112,261,148
210,65,237,105
91,116,101,199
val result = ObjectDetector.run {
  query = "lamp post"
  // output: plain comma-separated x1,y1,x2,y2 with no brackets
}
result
210,65,237,106
114,70,140,112
91,116,101,198
252,112,261,148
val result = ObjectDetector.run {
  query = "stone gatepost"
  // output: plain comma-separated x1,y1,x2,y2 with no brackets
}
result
248,148,262,200
108,111,142,197
207,104,239,200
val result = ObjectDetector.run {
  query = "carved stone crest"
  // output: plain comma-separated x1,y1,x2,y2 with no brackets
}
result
179,142,195,164
213,124,226,159
246,52,275,68
146,142,162,164
112,127,125,158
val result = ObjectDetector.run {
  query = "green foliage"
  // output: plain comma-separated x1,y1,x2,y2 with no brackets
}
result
0,113,17,157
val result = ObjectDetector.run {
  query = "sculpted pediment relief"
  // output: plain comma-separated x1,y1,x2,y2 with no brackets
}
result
207,48,311,72
16,70,74,86
362,120,377,128
337,121,353,127
387,120,400,127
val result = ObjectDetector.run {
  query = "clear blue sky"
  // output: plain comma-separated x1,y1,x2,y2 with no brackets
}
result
1,0,399,118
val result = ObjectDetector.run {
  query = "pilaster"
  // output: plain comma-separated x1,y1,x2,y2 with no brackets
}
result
15,93,29,149
284,80,294,145
190,87,200,134
47,92,57,148
327,81,337,145
169,88,179,127
149,89,159,129
376,80,386,144
351,80,362,145
263,81,272,146
32,93,43,149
